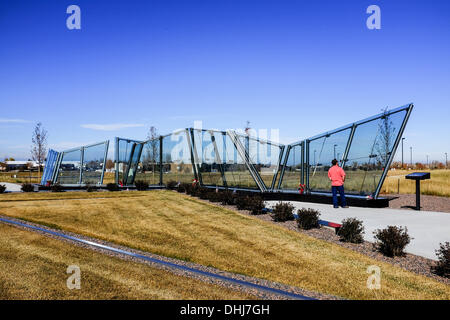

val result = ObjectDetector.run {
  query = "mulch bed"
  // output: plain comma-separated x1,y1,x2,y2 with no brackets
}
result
383,193,450,213
192,194,449,286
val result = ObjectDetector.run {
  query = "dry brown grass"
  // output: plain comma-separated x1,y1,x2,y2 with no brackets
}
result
0,223,255,300
0,190,449,300
382,169,450,197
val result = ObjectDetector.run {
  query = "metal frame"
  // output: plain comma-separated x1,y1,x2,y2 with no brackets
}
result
53,140,109,185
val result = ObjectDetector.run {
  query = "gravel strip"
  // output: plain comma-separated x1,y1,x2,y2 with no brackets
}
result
382,194,450,213
190,196,449,286
0,214,339,300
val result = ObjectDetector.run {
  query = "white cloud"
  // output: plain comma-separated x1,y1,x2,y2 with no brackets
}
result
80,123,145,131
0,118,31,123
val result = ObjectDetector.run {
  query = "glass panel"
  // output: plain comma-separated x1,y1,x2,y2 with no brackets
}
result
279,143,303,190
238,135,282,189
82,143,107,185
116,139,136,185
221,133,258,189
124,143,143,185
135,138,161,185
193,130,224,186
308,129,351,192
344,110,406,195
56,149,81,184
162,130,194,184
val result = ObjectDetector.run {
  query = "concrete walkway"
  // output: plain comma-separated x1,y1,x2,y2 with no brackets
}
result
266,201,450,260
0,182,22,192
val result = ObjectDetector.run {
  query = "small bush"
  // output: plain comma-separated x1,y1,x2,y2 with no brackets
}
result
177,183,187,193
296,208,320,230
198,187,210,200
135,180,149,191
207,191,222,203
50,183,64,192
220,190,236,206
106,183,120,192
271,202,294,222
86,184,96,192
373,226,411,257
0,184,6,193
247,196,265,215
235,195,251,210
338,218,364,243
432,242,450,278
166,180,178,190
21,183,34,192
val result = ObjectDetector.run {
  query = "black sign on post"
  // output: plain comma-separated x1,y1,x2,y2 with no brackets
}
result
405,172,431,210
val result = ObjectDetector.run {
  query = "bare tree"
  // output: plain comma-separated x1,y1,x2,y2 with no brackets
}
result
375,109,396,165
144,126,159,177
31,122,48,180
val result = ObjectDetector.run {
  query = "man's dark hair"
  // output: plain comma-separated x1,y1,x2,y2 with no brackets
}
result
332,159,338,166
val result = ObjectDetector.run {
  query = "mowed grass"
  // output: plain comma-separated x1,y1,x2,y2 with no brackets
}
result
382,169,450,197
0,223,255,300
0,190,449,300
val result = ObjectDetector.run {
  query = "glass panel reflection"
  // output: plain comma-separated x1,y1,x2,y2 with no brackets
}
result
280,143,302,190
56,149,81,184
82,143,107,185
135,138,161,185
162,130,194,184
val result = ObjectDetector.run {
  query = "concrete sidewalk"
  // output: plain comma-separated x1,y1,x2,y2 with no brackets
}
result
266,201,450,260
0,182,22,192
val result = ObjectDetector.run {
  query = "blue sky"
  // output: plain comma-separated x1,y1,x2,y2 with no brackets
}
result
0,0,449,162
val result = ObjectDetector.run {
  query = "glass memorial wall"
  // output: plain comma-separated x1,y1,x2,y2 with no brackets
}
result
161,129,194,184
307,128,351,192
115,138,141,185
278,142,303,190
55,141,109,185
237,133,284,190
278,104,412,198
135,137,161,185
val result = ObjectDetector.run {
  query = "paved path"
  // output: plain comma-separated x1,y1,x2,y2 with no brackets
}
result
0,182,22,192
266,201,450,260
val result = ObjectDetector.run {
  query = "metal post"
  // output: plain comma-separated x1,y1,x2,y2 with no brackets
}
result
210,131,227,188
277,145,291,190
410,146,413,166
305,140,310,192
445,152,448,169
159,136,163,185
271,145,285,191
188,128,201,185
100,141,109,185
301,141,305,185
115,137,119,184
79,147,84,185
341,124,356,168
416,180,420,210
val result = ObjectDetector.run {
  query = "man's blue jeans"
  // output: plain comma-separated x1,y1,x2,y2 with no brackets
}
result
331,185,347,207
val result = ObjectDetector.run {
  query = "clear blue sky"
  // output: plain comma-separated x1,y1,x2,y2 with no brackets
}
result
1,0,449,163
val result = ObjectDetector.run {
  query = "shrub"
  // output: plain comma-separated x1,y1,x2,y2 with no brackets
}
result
373,226,411,257
271,202,294,222
177,183,187,193
86,184,96,192
296,208,320,230
135,180,149,191
247,196,265,215
220,190,236,206
0,184,6,193
21,183,34,192
432,242,450,278
198,187,210,200
207,190,222,203
166,180,178,190
106,183,120,192
338,218,364,243
235,195,251,210
50,183,64,192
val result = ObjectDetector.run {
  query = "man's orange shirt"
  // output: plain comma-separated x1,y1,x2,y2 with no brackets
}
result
328,165,346,186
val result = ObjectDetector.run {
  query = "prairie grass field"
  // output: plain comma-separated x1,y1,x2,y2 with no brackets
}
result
0,190,448,300
0,223,254,299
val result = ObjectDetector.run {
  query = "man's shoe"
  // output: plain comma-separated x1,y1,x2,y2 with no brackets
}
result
342,206,349,208
333,206,339,208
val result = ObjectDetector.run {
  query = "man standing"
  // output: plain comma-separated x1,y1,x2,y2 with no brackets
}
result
328,159,348,208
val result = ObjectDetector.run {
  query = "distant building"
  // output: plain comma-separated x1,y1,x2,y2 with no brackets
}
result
5,161,41,171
